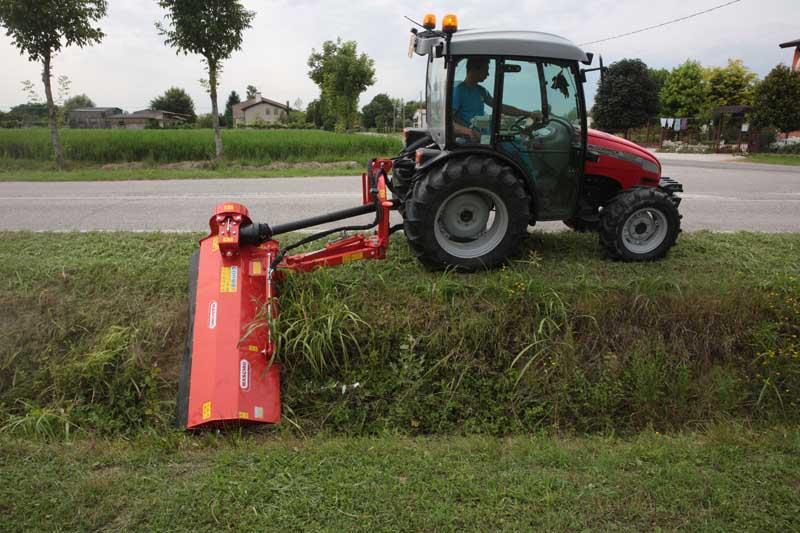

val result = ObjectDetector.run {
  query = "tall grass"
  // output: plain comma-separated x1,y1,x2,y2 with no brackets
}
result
0,231,798,437
0,128,402,164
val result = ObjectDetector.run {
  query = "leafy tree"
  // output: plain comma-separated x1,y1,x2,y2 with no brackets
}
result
591,59,659,133
752,64,800,135
0,0,108,169
150,87,196,122
308,38,375,131
157,0,255,159
305,98,324,128
704,59,758,109
224,90,241,128
660,60,707,117
647,68,669,113
361,93,394,129
63,93,94,113
246,85,259,100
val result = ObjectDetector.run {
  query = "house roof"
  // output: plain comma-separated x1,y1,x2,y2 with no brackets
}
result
780,39,800,48
107,109,189,120
235,96,290,113
70,107,122,113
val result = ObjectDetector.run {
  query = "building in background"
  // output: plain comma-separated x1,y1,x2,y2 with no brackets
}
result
232,94,290,127
68,107,123,128
412,107,427,129
107,109,189,129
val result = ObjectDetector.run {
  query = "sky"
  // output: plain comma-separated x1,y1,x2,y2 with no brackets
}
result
0,0,797,113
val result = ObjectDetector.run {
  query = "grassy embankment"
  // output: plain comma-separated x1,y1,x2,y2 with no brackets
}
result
746,153,800,166
1,426,798,530
1,231,798,438
0,129,402,181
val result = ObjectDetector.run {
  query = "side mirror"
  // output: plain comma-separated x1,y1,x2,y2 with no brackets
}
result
582,52,594,66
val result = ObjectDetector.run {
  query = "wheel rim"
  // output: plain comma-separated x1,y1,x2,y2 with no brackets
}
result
434,187,509,259
621,207,669,254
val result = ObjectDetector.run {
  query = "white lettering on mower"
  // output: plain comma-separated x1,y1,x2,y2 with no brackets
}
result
240,359,251,391
208,301,217,329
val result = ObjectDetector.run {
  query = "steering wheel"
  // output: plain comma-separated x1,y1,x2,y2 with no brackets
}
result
509,114,545,136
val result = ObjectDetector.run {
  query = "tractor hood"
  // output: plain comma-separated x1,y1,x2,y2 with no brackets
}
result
587,128,661,174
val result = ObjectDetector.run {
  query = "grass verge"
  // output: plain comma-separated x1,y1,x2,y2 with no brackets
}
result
1,425,798,530
0,160,362,181
1,231,798,437
745,154,800,166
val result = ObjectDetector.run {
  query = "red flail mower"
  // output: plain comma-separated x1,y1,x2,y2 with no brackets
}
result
176,160,396,429
176,16,683,429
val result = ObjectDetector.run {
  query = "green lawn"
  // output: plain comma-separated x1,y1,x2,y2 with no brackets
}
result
1,426,798,531
745,153,800,166
0,160,362,181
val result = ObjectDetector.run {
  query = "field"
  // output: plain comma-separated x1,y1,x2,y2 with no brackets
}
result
745,153,800,166
0,128,402,166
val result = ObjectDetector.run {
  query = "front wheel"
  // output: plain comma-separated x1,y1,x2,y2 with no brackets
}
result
403,156,530,271
599,187,681,261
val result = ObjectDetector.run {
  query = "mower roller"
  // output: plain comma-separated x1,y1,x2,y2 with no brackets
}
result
176,160,395,429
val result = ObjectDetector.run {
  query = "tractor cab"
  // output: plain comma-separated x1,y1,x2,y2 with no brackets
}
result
413,24,591,220
392,15,682,271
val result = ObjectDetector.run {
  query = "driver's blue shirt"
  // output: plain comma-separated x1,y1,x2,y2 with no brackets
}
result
452,82,490,126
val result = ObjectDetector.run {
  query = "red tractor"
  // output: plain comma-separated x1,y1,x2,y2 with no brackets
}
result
390,14,682,271
176,15,683,429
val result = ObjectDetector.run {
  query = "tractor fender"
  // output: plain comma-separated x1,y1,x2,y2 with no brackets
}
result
416,148,534,199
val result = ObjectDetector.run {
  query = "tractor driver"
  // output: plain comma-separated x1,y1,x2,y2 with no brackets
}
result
453,57,542,142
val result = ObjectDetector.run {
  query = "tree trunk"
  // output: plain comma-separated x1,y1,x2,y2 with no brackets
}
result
42,54,64,170
208,61,223,160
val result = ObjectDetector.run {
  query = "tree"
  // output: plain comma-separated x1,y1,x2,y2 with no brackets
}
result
660,60,708,118
150,87,196,122
308,38,375,131
361,93,394,129
752,64,800,135
591,59,659,133
246,85,259,100
0,0,108,169
704,59,758,110
157,0,255,159
648,68,669,114
63,94,94,114
224,90,241,127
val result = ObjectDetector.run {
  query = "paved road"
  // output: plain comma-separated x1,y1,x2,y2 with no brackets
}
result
0,158,798,233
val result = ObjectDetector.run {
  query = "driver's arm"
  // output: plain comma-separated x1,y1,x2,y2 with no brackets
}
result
485,93,542,120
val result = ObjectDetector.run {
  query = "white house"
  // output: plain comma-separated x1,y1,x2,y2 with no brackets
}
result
232,94,291,127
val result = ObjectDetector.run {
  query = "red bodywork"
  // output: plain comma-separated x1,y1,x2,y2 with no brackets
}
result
585,128,662,189
183,160,394,429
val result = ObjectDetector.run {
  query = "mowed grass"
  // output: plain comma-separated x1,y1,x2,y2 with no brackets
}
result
746,153,800,166
0,159,362,181
0,128,402,164
1,425,799,531
1,230,798,438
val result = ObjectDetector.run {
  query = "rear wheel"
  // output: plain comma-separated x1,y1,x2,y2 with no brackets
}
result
599,187,681,261
403,156,530,271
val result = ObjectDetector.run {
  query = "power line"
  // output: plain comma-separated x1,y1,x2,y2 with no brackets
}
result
578,0,743,46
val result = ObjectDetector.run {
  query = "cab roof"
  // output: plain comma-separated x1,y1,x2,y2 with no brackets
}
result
449,30,588,63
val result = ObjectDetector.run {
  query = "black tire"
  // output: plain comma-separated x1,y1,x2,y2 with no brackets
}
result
563,217,600,232
175,250,200,429
403,155,530,271
599,187,681,261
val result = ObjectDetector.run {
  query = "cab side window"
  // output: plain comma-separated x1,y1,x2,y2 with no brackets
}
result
451,57,496,145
